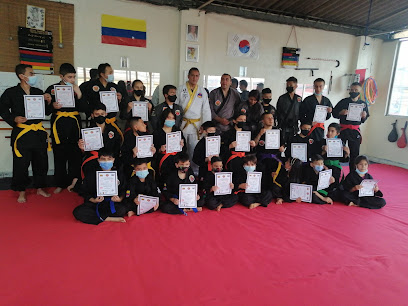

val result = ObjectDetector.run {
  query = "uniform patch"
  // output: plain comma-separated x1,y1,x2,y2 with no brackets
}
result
126,190,130,198
189,175,195,183
108,131,115,139
92,85,99,92
162,106,168,111
175,110,181,116
198,93,202,98
51,89,55,95
297,97,301,102
241,108,247,114
215,100,221,106
259,140,265,146
309,139,314,144
110,87,116,92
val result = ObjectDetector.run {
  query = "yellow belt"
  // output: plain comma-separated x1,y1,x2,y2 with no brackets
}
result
105,117,124,143
53,111,80,144
14,123,51,158
183,118,200,140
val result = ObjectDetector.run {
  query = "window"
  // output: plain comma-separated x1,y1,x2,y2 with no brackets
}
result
204,76,265,93
388,40,408,116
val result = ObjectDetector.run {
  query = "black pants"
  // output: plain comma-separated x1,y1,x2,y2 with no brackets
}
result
12,147,48,191
340,129,361,170
53,143,82,188
239,190,273,207
73,201,129,225
205,193,238,210
281,127,296,147
341,191,386,209
161,198,204,215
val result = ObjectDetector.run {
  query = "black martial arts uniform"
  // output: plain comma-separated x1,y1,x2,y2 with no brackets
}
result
286,134,315,162
202,171,238,210
73,166,128,225
192,135,217,184
119,94,154,132
302,164,334,204
276,92,302,145
262,103,276,117
152,102,184,131
332,98,369,170
0,84,52,191
340,171,386,209
235,100,264,133
161,168,204,214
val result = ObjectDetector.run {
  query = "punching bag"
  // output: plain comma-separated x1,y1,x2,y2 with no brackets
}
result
397,121,407,148
388,120,398,142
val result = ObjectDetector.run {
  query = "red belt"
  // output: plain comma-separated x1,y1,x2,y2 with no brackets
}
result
159,151,177,172
340,124,362,143
81,151,99,179
207,160,211,172
307,122,325,136
226,151,245,169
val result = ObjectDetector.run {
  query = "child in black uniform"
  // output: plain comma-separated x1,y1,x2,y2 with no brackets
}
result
261,88,276,116
272,157,304,204
286,120,316,161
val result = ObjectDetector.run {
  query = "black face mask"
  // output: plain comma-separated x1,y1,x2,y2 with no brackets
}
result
207,132,216,137
236,122,246,128
168,95,177,103
349,92,360,99
94,116,106,124
286,86,294,93
134,90,144,97
178,166,189,173
263,99,272,104
213,168,222,172
301,129,310,136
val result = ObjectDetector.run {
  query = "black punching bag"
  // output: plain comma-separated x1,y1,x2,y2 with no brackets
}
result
388,120,398,142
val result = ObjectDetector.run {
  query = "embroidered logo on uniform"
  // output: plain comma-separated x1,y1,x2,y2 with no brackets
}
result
189,175,195,182
110,87,116,92
51,89,55,95
309,139,314,144
297,97,301,102
92,85,99,92
215,100,221,106
108,131,115,139
259,140,265,146
241,108,246,114
162,106,168,111
126,190,130,198
175,110,181,116
198,93,202,98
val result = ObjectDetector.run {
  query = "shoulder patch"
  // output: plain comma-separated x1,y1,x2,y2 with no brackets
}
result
198,93,202,98
189,175,195,183
259,140,265,146
297,97,302,102
309,139,314,144
51,89,55,95
175,109,181,116
215,100,221,106
241,108,247,114
108,131,115,139
92,85,99,92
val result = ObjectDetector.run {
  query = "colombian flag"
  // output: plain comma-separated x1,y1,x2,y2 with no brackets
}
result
101,14,146,48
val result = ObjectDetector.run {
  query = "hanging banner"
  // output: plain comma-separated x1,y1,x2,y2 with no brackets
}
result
227,33,259,59
281,47,300,68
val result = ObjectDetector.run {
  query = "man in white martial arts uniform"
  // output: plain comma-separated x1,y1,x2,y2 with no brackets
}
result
176,67,211,173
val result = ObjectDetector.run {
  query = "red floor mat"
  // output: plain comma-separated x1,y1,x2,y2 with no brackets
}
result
1,164,408,305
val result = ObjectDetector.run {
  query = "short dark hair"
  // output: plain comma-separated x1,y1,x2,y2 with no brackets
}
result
202,121,216,131
175,152,190,163
261,112,274,120
134,159,148,167
132,79,143,87
314,78,325,84
248,89,260,101
90,69,98,79
355,155,369,165
231,78,238,85
262,88,272,95
233,111,246,120
211,156,222,164
328,122,341,133
163,84,177,96
129,117,143,126
351,82,362,87
222,73,231,80
98,63,111,77
15,64,32,78
300,120,313,127
239,80,248,87
98,150,114,158
243,154,257,164
311,154,324,162
286,76,298,83
92,103,106,112
160,108,176,128
188,67,199,75
59,63,76,76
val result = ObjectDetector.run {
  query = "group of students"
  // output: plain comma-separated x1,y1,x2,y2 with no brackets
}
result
0,62,386,225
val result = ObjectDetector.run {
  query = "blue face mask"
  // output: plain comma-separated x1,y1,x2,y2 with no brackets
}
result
106,74,114,83
314,92,323,96
355,169,368,175
63,80,73,86
136,169,149,179
314,165,324,172
26,75,38,87
244,165,256,172
99,161,114,170
334,135,338,139
164,120,175,127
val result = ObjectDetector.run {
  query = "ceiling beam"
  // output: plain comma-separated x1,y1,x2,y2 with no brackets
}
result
197,0,215,10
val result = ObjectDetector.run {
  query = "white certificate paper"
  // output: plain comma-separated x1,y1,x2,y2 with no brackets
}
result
346,103,364,122
214,172,232,195
54,85,75,107
291,143,308,162
137,195,159,215
136,135,153,158
265,129,280,150
317,169,332,191
245,171,262,194
326,139,343,158
179,184,198,208
24,95,45,120
235,131,251,152
96,171,118,197
132,102,149,121
290,183,313,203
99,91,119,113
359,179,378,197
166,131,182,154
206,136,221,157
81,127,104,151
313,105,328,123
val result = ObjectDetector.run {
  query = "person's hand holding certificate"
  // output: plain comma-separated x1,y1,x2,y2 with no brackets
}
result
96,171,118,197
346,103,364,122
359,179,378,197
326,139,343,158
317,169,332,190
81,127,104,151
24,95,45,120
235,131,251,152
313,105,328,123
206,136,221,157
245,172,262,193
290,183,313,203
54,85,75,108
136,135,153,158
132,102,149,121
214,172,232,195
291,143,308,162
99,91,119,113
137,195,159,215
265,130,280,149
166,131,182,153
179,184,198,208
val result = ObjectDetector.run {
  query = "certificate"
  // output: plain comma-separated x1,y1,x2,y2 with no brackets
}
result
326,138,343,158
96,171,118,197
206,136,221,157
137,194,159,215
290,183,313,203
166,131,182,153
136,135,153,158
291,143,308,162
346,103,364,122
24,95,45,120
317,169,332,191
265,129,280,150
132,102,149,121
359,179,378,197
81,127,104,151
99,91,119,113
313,105,328,123
245,171,262,194
54,85,75,107
179,184,198,208
214,172,232,195
235,131,251,152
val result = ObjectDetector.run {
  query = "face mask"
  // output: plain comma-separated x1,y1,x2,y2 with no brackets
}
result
355,169,368,175
106,74,114,83
244,165,256,172
136,169,149,179
26,75,38,87
63,80,73,86
94,116,106,124
236,122,246,128
164,120,175,127
99,161,114,170
314,165,324,172
263,99,272,104
334,135,338,139
301,129,310,136
207,132,216,137
286,86,294,93
314,92,322,96
213,168,222,172
168,95,177,103
178,166,189,173
134,89,144,97
349,92,360,99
